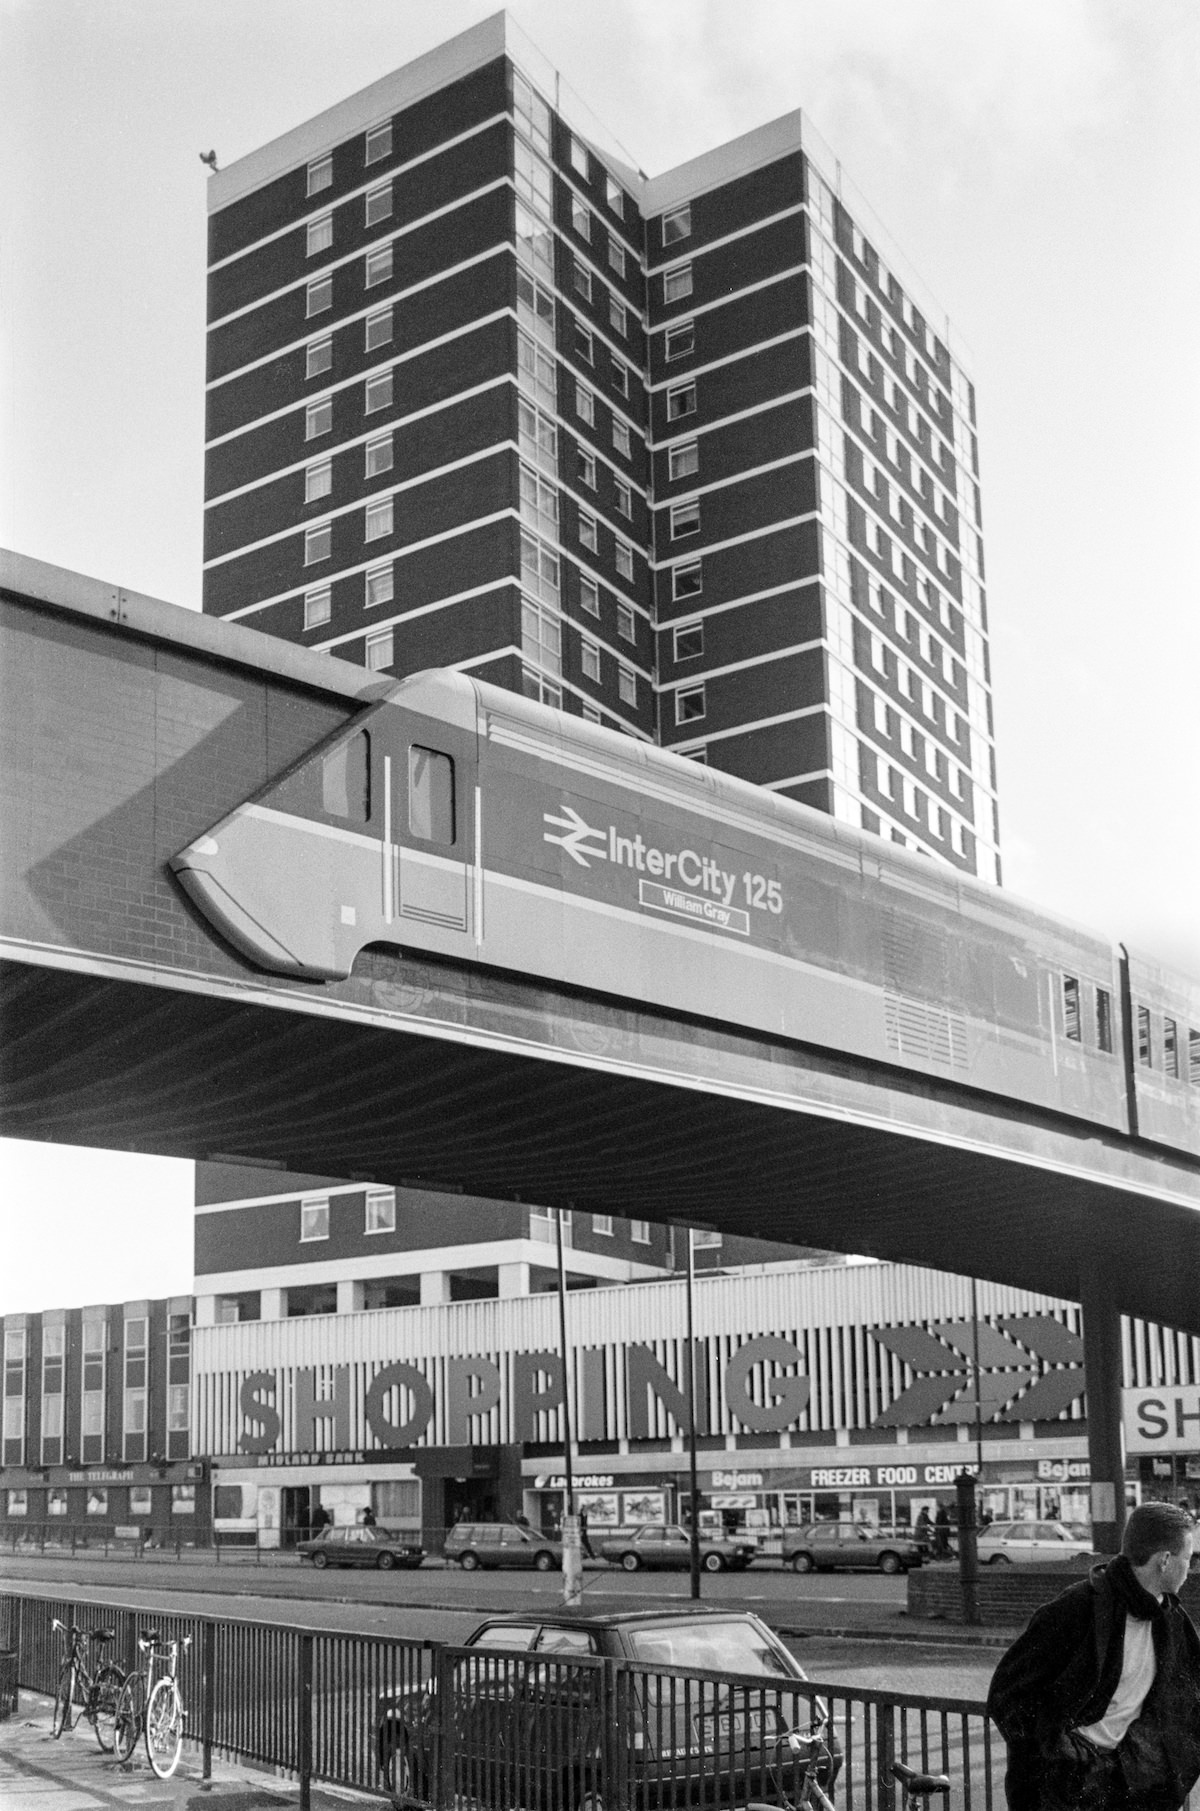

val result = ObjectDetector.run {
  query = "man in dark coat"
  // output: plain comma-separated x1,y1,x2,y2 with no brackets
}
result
987,1502,1199,1810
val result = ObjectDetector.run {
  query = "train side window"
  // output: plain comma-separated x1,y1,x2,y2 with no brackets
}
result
1062,974,1081,1042
1189,1029,1200,1087
322,732,370,821
1163,1018,1179,1079
1095,987,1113,1054
1136,1004,1153,1067
409,746,455,845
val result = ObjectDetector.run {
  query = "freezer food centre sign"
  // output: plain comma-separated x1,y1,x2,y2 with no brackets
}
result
231,1335,811,1457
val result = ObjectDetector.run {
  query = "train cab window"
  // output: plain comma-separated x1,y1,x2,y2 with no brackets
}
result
408,746,455,845
1136,1004,1153,1067
1062,974,1082,1041
1095,987,1113,1053
1163,1018,1179,1079
322,732,370,821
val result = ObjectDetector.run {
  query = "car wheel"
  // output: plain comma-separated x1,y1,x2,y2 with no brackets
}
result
312,1550,329,1569
534,1551,555,1572
577,1792,606,1811
790,1552,814,1574
621,1552,641,1572
460,1551,480,1571
382,1731,424,1804
703,1552,724,1573
878,1552,902,1575
989,1553,1012,1565
377,1550,396,1571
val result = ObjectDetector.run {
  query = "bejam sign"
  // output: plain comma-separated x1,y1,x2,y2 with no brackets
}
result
1125,1387,1200,1456
234,1335,811,1457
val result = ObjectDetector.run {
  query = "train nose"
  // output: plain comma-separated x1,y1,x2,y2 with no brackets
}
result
171,810,315,978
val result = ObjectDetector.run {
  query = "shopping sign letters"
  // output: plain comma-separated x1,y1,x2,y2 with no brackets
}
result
235,1335,809,1457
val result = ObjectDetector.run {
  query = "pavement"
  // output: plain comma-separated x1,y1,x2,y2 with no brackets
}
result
0,1693,362,1811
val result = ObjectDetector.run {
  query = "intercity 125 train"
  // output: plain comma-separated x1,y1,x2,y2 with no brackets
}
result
171,668,1199,1160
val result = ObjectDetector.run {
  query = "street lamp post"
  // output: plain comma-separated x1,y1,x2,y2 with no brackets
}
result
684,1225,701,1600
555,1206,582,1605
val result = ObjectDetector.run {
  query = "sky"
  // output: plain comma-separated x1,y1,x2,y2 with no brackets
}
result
0,0,1197,1316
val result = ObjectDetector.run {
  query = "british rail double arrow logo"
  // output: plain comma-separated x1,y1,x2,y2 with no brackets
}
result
868,1315,1086,1428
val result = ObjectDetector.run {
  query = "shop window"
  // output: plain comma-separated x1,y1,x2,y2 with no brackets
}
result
172,1485,196,1516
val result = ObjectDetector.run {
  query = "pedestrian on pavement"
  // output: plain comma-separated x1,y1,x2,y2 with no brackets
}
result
579,1507,596,1560
934,1502,952,1558
360,1503,376,1526
915,1506,934,1554
987,1502,1200,1811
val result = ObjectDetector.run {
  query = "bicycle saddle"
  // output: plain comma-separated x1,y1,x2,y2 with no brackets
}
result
893,1761,951,1795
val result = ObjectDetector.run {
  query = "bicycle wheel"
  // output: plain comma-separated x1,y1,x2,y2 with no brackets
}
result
145,1676,184,1779
52,1664,75,1737
114,1671,146,1763
92,1664,125,1753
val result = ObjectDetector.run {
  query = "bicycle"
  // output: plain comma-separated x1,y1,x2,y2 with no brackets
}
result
747,1715,952,1810
49,1618,125,1752
113,1630,191,1778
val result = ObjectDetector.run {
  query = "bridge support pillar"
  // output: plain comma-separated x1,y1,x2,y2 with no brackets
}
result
1079,1259,1126,1556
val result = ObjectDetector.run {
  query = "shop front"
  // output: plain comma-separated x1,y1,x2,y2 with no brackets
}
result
1,1461,209,1546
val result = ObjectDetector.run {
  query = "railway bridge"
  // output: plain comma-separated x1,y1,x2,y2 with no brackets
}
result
2,549,1198,1551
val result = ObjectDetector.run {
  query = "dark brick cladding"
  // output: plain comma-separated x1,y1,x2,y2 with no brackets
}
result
207,60,511,265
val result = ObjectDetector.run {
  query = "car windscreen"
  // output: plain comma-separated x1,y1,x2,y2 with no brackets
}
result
624,1618,800,1678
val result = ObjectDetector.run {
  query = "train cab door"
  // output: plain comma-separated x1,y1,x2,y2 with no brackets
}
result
385,723,475,940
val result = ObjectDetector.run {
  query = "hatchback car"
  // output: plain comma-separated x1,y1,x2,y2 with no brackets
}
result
598,1522,757,1572
443,1521,562,1571
976,1520,1095,1565
782,1522,924,1574
377,1606,841,1811
296,1525,425,1570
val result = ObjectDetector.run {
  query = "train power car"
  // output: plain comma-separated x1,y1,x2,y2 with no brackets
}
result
171,669,1200,1161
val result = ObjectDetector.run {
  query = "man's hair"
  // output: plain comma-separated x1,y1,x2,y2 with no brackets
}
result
1122,1502,1193,1566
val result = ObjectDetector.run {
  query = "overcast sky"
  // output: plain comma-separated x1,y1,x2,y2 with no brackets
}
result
1,0,1197,1316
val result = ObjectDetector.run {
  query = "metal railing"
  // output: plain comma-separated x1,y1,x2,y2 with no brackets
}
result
2,1590,1002,1809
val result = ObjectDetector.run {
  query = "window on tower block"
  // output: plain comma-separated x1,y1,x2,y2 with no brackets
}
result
304,523,331,565
570,136,589,177
609,295,627,337
365,497,393,541
577,446,597,489
365,306,392,350
571,195,590,239
673,560,702,599
614,538,634,580
617,602,635,642
365,434,393,477
366,244,393,288
580,574,600,615
669,441,698,480
674,620,703,661
663,263,693,304
513,72,551,155
676,683,706,724
611,357,630,398
581,638,601,682
667,382,697,420
662,203,692,245
605,174,623,214
365,371,393,413
665,319,695,360
671,499,700,538
307,213,333,257
617,663,636,705
307,155,332,196
613,418,631,458
608,237,626,278
366,182,392,225
1062,975,1082,1041
575,383,595,426
306,336,332,378
614,477,632,518
365,629,394,671
575,321,594,364
573,261,593,303
578,510,598,552
306,276,332,316
305,460,332,503
365,1189,396,1234
301,561,329,615
365,563,393,609
366,120,392,164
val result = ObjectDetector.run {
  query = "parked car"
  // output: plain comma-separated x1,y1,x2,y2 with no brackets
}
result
600,1528,760,1571
976,1520,1096,1565
598,1522,757,1572
376,1606,841,1810
296,1525,425,1570
443,1521,562,1571
782,1522,924,1575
